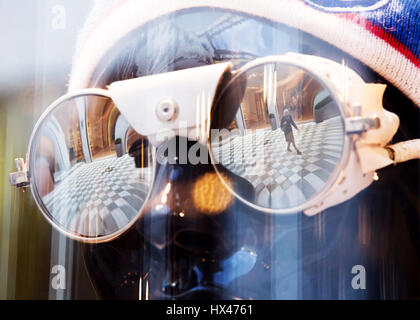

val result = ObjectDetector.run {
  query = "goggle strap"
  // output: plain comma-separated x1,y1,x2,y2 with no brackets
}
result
386,139,420,164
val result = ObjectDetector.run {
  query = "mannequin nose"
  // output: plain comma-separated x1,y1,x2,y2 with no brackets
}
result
138,135,256,247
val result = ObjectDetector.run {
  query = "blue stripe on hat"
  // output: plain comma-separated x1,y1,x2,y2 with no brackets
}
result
303,0,420,64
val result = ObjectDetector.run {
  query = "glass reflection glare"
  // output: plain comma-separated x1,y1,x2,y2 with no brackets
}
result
32,95,154,238
211,63,344,210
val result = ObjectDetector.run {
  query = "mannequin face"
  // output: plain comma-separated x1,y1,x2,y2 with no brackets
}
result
77,8,419,300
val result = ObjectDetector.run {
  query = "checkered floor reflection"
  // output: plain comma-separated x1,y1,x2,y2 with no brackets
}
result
42,154,152,237
212,117,343,208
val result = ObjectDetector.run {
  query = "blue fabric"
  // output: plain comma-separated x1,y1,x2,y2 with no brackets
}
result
303,0,420,64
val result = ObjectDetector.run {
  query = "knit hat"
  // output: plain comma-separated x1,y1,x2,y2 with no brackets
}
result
69,0,420,106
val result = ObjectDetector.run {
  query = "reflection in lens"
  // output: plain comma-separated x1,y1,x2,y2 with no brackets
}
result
210,63,344,211
31,94,154,239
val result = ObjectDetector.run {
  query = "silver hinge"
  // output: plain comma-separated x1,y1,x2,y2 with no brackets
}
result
9,158,29,188
345,116,380,135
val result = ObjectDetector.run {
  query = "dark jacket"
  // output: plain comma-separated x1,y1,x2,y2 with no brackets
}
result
280,115,298,135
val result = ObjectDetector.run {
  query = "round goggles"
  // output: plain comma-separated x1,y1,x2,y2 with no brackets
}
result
22,91,156,242
10,53,419,242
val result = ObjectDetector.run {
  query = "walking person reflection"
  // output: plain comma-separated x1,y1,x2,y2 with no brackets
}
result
280,108,301,155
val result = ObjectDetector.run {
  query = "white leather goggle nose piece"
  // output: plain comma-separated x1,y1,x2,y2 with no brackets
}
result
108,62,232,146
